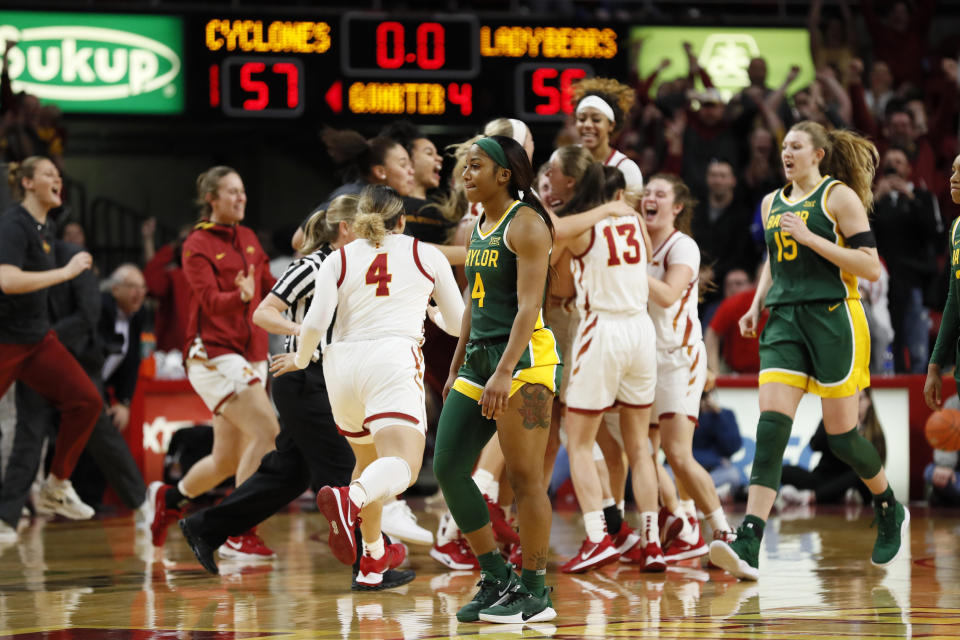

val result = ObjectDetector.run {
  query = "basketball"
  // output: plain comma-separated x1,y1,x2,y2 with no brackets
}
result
924,408,960,451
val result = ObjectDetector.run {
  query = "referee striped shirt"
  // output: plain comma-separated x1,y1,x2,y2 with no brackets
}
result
269,244,333,362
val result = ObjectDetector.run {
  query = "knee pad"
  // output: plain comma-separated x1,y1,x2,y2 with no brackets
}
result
749,411,793,490
827,427,882,480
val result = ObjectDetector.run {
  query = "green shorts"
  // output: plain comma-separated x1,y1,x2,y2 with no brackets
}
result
451,328,563,401
758,299,870,398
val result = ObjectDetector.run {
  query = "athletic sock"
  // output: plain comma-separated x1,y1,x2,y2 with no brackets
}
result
873,486,895,506
742,514,766,542
521,567,546,597
583,510,606,543
641,511,658,546
602,505,623,535
478,549,508,581
363,535,385,560
679,499,696,519
472,469,500,502
706,508,731,533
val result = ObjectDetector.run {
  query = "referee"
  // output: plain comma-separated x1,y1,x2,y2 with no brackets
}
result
179,196,412,589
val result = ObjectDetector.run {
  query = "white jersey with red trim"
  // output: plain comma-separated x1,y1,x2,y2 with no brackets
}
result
604,149,644,192
647,230,702,350
571,216,649,315
305,233,463,348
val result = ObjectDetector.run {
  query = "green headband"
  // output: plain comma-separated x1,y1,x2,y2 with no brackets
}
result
475,137,509,170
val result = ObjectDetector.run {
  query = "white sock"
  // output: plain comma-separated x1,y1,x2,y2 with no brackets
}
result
583,510,606,543
177,479,197,500
354,457,412,506
641,511,658,546
45,474,65,488
472,469,499,502
617,500,625,518
601,497,616,509
363,535,385,560
436,512,459,546
502,503,512,521
679,499,696,518
706,508,730,533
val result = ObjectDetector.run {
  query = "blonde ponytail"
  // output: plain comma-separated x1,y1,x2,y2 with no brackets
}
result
300,194,360,255
354,185,404,246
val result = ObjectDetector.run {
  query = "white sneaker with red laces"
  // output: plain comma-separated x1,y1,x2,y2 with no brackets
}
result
430,537,480,570
561,535,620,573
218,530,276,560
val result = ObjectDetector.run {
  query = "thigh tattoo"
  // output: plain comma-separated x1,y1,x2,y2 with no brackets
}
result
517,384,552,431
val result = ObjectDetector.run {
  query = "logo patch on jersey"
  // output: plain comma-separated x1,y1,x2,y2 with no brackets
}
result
246,245,255,254
42,241,51,254
828,303,841,312
215,252,226,260
489,236,500,247
804,200,817,207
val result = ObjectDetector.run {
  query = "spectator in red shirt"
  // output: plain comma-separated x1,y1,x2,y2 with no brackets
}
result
141,218,192,353
706,280,770,376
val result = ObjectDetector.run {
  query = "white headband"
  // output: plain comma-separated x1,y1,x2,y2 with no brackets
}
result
576,95,615,123
508,118,527,146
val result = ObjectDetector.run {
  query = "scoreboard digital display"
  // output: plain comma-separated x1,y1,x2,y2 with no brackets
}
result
187,12,627,123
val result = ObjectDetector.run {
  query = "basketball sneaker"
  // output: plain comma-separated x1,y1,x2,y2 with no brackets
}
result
560,535,620,573
430,537,480,570
659,506,683,548
709,521,760,581
381,499,433,545
316,485,361,565
148,482,183,547
640,542,667,572
179,518,219,574
871,500,910,566
457,566,520,623
219,529,276,560
478,582,557,624
486,495,520,545
355,542,409,590
664,517,708,562
37,477,94,521
610,521,641,555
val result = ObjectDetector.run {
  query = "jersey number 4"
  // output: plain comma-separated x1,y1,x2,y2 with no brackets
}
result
472,272,485,308
365,253,392,296
603,224,642,266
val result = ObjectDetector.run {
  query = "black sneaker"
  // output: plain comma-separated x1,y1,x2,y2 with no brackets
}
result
351,568,415,591
179,518,219,575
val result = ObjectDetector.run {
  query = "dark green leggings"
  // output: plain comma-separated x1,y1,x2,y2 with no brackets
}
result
433,389,499,534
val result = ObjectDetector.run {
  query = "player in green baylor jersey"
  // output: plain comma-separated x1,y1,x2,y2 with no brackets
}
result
925,152,960,409
709,121,909,582
433,135,560,625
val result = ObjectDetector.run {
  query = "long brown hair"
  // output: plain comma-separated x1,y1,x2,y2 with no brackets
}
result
195,166,237,219
7,156,48,201
790,121,879,211
647,173,698,236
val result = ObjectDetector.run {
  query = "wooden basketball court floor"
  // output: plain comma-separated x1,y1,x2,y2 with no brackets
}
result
0,501,957,639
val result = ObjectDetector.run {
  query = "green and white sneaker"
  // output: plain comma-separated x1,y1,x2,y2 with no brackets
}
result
709,522,760,581
478,582,556,624
871,500,910,567
457,567,520,623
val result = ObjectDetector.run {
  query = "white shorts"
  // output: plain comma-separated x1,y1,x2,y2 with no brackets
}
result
565,311,657,413
186,354,267,414
544,300,579,402
322,338,427,445
651,341,707,426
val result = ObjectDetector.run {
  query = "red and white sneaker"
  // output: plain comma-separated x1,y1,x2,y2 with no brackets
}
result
641,542,667,572
356,542,407,589
664,518,708,562
219,529,276,560
316,485,361,565
430,537,480,570
610,521,641,555
508,542,522,567
148,482,183,548
561,535,620,573
659,506,683,548
486,495,520,545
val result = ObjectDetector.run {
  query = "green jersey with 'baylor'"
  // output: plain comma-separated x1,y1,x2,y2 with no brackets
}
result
465,200,546,341
764,176,861,306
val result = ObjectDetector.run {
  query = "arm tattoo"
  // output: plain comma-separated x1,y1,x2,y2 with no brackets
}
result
517,384,552,430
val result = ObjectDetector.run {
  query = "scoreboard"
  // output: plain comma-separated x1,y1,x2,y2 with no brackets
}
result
188,12,627,123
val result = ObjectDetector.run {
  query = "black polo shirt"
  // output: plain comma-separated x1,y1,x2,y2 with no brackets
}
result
0,205,56,343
